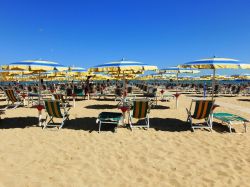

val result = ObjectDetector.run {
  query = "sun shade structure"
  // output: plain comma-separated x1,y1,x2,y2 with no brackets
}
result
89,59,158,100
89,59,158,73
178,57,250,99
2,60,67,72
179,58,250,69
2,60,67,126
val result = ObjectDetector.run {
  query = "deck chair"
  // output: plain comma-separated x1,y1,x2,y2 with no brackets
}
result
129,100,150,130
213,113,248,133
52,94,70,107
96,112,123,133
186,99,214,132
43,100,70,129
4,89,24,109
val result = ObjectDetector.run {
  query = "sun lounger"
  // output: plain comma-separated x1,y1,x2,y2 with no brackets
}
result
186,99,214,132
43,100,70,129
96,112,123,133
129,99,150,130
4,89,24,109
213,112,248,133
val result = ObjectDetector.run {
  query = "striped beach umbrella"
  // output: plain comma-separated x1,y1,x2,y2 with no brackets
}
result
2,60,67,72
2,60,67,107
179,57,250,99
89,59,157,73
89,59,158,98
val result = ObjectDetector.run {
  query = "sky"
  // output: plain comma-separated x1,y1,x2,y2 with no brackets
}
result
0,0,250,75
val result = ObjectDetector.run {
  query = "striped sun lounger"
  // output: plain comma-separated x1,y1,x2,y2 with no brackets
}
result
129,100,150,130
186,99,214,132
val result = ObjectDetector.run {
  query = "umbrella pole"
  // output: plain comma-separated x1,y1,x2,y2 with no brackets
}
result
38,71,41,105
175,73,179,109
38,71,42,126
212,69,215,100
123,71,126,100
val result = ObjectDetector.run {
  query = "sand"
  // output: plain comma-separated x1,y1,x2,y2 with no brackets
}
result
0,93,250,187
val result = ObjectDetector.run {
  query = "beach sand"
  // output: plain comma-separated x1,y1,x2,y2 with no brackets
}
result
0,94,250,187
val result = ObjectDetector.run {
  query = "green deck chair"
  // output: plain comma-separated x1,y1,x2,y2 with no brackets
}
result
129,100,150,130
4,89,24,109
186,99,214,132
213,113,249,133
97,112,123,133
43,100,70,129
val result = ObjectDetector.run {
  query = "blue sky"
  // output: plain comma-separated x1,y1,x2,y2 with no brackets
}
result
0,0,250,75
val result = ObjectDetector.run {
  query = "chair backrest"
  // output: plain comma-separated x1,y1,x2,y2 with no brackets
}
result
32,87,38,93
192,100,214,119
115,88,122,96
53,94,65,103
28,86,32,92
44,100,63,118
132,100,149,119
74,88,83,95
5,89,18,102
66,88,73,96
127,87,132,93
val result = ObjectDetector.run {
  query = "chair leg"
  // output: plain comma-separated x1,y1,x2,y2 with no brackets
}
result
128,116,133,131
98,121,102,133
59,118,65,129
229,122,232,133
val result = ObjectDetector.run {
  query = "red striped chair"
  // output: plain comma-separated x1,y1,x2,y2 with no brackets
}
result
186,99,214,132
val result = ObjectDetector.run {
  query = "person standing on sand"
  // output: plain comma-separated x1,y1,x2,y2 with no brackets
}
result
85,76,91,99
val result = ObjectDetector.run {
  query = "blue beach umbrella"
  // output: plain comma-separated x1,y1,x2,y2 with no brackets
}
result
89,59,158,98
2,60,67,103
179,57,250,99
89,59,157,73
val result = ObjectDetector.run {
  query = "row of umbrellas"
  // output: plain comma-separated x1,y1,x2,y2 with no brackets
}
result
1,57,250,96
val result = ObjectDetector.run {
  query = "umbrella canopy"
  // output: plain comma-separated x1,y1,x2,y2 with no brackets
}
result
179,57,250,69
158,67,200,74
67,66,86,72
2,60,67,72
89,59,157,73
89,59,157,99
178,57,250,99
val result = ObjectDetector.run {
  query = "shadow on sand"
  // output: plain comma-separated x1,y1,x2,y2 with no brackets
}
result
0,117,38,129
85,104,118,110
64,117,117,132
212,122,233,133
151,105,170,110
238,99,250,102
149,117,190,132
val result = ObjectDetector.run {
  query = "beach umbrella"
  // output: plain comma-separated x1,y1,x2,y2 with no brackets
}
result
2,60,67,102
89,59,157,72
2,60,67,125
179,57,250,99
89,59,158,98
